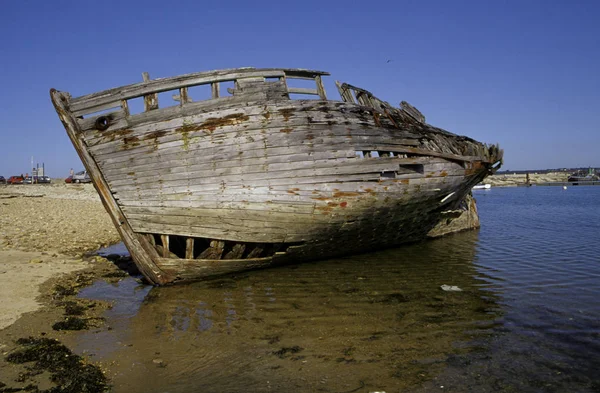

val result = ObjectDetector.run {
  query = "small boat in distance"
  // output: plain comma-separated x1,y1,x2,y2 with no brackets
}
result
473,183,492,190
51,67,502,285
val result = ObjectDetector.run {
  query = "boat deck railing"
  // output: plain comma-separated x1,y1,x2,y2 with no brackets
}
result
68,68,332,119
65,67,433,135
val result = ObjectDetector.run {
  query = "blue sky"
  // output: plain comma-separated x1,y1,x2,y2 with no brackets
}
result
1,0,598,176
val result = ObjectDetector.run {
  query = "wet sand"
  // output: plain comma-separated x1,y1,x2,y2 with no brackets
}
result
0,183,121,330
0,183,131,391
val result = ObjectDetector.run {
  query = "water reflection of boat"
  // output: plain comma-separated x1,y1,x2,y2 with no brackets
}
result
76,231,502,393
51,67,502,285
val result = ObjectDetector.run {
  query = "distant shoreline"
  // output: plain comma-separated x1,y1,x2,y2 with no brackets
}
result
485,172,568,187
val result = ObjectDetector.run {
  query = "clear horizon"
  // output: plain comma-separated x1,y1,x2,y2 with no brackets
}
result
1,0,599,177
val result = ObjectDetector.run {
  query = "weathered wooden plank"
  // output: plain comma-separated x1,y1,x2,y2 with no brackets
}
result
125,184,458,245
106,160,420,191
96,140,357,168
179,87,190,105
288,87,319,96
121,205,327,222
142,72,159,112
114,174,381,196
110,174,467,208
160,235,170,257
99,151,439,181
120,198,318,213
127,220,298,243
85,125,420,163
121,99,130,117
185,238,194,259
336,81,355,104
78,98,394,139
117,184,459,223
109,158,463,190
198,240,225,260
223,243,246,259
400,101,426,123
101,150,357,178
110,169,470,197
85,116,421,158
87,130,426,169
385,146,489,163
315,75,327,100
72,101,123,119
105,155,421,188
77,109,128,134
83,117,412,155
211,82,220,99
146,233,155,246
78,99,398,140
156,256,276,280
126,212,323,233
78,105,430,163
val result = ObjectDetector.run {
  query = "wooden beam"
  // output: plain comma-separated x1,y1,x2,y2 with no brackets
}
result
160,234,170,257
315,75,327,100
121,99,130,116
198,240,225,259
335,81,355,103
179,87,190,105
211,82,220,99
146,233,155,246
185,237,194,259
288,87,319,96
142,72,159,112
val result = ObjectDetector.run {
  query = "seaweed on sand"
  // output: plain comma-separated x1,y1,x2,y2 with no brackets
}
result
61,301,86,316
4,337,108,393
52,317,88,331
272,346,303,359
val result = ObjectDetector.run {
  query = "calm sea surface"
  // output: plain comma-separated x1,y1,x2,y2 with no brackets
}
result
77,186,600,392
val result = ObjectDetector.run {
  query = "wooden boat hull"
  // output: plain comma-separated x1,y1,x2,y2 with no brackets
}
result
51,68,502,285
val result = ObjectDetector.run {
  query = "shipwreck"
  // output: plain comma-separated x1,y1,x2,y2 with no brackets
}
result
51,67,502,285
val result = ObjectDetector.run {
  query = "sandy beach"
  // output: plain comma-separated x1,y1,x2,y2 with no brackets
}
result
0,182,132,391
0,183,120,330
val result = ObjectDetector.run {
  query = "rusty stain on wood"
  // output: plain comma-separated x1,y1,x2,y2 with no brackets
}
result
175,113,250,135
333,191,360,198
122,136,140,150
279,108,294,121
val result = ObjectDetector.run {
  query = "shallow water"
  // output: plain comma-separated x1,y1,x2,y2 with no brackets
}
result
77,186,600,392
